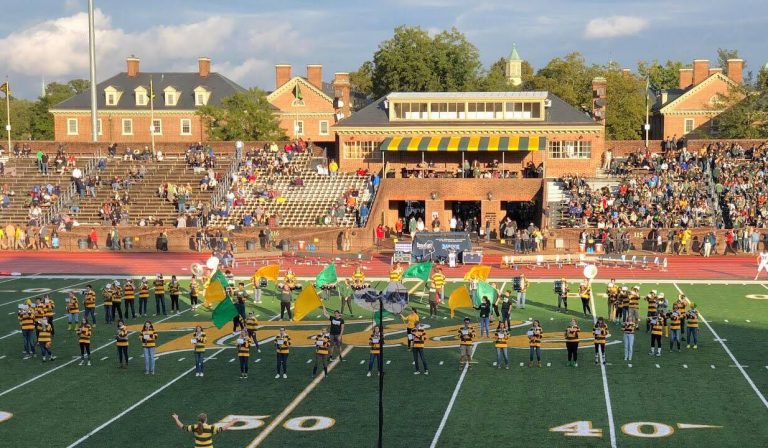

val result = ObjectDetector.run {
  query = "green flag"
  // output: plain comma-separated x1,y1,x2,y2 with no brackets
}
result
211,296,238,329
315,263,337,288
475,281,497,306
403,262,432,282
294,83,303,100
373,309,392,322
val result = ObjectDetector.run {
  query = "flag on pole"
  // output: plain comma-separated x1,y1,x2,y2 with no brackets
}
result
475,281,498,306
204,269,229,305
253,264,280,283
293,83,303,100
403,262,432,282
448,286,473,318
293,284,322,322
0,82,9,95
463,265,491,281
315,263,337,288
211,296,238,329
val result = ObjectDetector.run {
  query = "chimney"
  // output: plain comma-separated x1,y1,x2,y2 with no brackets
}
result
708,67,723,77
275,64,291,89
692,59,709,86
332,72,351,119
591,76,607,125
726,59,744,84
307,64,323,90
679,68,693,89
198,57,211,77
127,56,140,77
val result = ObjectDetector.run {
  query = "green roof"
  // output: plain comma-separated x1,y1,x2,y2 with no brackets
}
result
509,44,521,61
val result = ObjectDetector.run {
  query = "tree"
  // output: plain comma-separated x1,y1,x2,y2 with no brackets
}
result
717,48,741,70
637,59,686,90
350,61,373,98
528,52,599,109
0,95,35,143
431,28,482,91
603,68,646,140
712,79,767,138
197,88,286,141
477,58,534,92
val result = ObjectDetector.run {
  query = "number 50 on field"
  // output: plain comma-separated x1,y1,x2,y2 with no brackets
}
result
551,421,721,438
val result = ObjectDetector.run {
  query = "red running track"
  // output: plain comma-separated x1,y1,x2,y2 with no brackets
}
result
0,251,763,281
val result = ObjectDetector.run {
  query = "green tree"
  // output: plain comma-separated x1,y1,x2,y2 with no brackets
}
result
528,52,599,109
197,88,286,141
0,95,34,143
350,60,374,98
603,68,646,140
28,79,91,140
477,58,534,91
431,28,482,91
717,48,741,70
712,80,768,138
637,59,686,90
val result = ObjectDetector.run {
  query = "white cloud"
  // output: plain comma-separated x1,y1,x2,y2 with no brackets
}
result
584,16,649,39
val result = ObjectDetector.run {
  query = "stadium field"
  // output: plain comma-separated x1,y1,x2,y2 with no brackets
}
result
1,275,767,447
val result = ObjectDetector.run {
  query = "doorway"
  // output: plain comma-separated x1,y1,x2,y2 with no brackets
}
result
446,201,481,232
502,200,541,228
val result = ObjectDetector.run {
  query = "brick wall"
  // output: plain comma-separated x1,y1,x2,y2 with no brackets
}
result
270,80,336,144
54,113,207,144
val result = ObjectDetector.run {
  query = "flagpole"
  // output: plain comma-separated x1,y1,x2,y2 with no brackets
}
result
4,78,10,154
88,0,98,142
377,296,384,448
644,75,650,149
150,77,156,155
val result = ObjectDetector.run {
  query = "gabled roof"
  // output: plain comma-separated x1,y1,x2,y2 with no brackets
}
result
51,71,246,111
509,44,521,61
267,76,333,104
659,72,738,113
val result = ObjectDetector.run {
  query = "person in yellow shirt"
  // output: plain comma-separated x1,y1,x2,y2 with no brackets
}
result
528,320,543,367
564,319,580,367
236,328,253,379
171,413,235,448
116,320,129,369
389,263,403,282
18,303,36,358
431,267,446,303
66,293,80,331
192,325,207,377
411,323,429,375
37,317,55,362
141,321,158,374
400,307,419,350
311,328,331,378
245,312,261,353
458,318,475,370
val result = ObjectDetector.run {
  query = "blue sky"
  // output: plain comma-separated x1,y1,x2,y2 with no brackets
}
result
1,0,766,99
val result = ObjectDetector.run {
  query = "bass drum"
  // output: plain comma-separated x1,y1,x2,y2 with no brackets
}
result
512,276,522,292
553,280,564,295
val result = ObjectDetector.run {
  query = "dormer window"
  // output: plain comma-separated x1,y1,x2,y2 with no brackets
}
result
135,86,148,106
193,86,211,106
164,86,179,106
104,86,122,106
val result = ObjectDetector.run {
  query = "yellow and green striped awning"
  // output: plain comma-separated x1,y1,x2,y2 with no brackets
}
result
379,136,545,152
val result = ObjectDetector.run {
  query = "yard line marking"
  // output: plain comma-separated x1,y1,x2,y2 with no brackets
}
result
588,285,617,448
359,360,365,365
674,283,768,410
0,330,20,341
245,345,354,448
730,364,749,368
677,423,723,429
0,355,6,359
429,344,477,448
683,364,688,369
0,309,189,398
229,358,235,363
178,357,185,362
7,311,14,315
66,347,227,448
0,279,93,307
305,359,312,364
100,356,108,361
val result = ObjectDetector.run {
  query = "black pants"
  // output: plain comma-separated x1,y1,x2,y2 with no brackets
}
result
651,334,661,348
155,294,166,315
117,346,128,363
112,302,123,320
280,302,292,319
79,343,91,358
276,353,288,374
139,298,148,315
313,354,328,376
429,301,438,317
239,356,249,373
581,298,591,315
492,304,500,317
125,300,136,318
170,295,180,312
190,295,198,307
412,348,428,371
247,330,260,350
566,341,579,361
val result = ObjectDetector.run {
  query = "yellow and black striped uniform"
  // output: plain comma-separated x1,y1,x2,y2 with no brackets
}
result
34,305,46,321
389,267,402,282
116,328,129,347
579,285,591,299
687,311,699,328
245,316,258,332
169,282,181,296
153,279,165,295
565,325,580,342
669,314,682,331
84,290,97,309
124,283,135,301
369,335,382,355
236,335,252,357
190,282,199,298
494,330,509,348
314,335,330,356
67,298,79,314
184,423,223,448
593,324,608,345
103,289,113,306
43,301,55,319
606,284,619,297
646,296,658,314
18,310,35,331
519,278,529,292
352,269,365,284
78,325,92,344
618,292,629,310
651,319,664,336
432,272,446,289
194,332,207,353
111,287,122,305
458,327,475,345
139,284,150,300
412,329,426,349
622,321,636,334
37,323,52,345
275,335,291,354
529,327,543,347
141,329,157,348
629,293,640,309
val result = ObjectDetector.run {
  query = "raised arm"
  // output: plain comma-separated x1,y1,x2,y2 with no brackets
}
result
171,413,184,430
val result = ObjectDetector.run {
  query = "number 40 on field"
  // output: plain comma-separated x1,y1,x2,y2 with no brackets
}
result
551,421,721,438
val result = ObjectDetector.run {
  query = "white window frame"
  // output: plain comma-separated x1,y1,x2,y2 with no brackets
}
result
106,93,116,106
684,118,695,134
294,120,304,136
136,92,147,106
122,118,133,136
547,140,592,160
67,118,78,136
195,93,205,106
97,118,103,136
180,118,192,136
319,120,329,135
165,92,177,107
151,119,162,136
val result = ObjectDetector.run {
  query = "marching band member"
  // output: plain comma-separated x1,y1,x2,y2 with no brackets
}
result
245,312,260,353
37,317,55,362
458,318,475,370
236,328,253,379
124,279,137,319
275,327,291,379
141,321,158,374
42,295,55,335
431,266,446,303
284,268,298,290
400,307,419,350
116,320,129,369
494,322,510,369
649,314,663,357
234,282,249,325
617,286,630,323
351,264,366,289
18,303,36,359
83,285,97,325
579,280,592,316
593,316,609,365
411,322,429,375
169,275,182,314
755,249,768,280
367,326,383,377
189,275,200,311
111,280,124,322
686,303,699,349
656,293,668,336
555,277,569,312
172,413,235,447
497,290,513,330
628,286,641,323
674,295,687,341
645,290,658,333
516,273,529,309
154,274,168,316
622,315,637,362
66,292,80,331
668,309,683,352
564,319,580,367
311,327,331,378
389,263,404,282
138,277,150,317
528,319,543,367
606,279,619,323
192,325,207,377
326,310,345,362
279,283,293,321
77,319,92,366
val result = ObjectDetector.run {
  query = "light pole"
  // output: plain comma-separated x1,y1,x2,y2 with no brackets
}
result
88,0,98,142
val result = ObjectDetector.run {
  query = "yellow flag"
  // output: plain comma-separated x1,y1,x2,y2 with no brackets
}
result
254,264,280,283
203,270,229,306
0,82,8,95
293,284,322,322
448,286,473,318
463,265,491,281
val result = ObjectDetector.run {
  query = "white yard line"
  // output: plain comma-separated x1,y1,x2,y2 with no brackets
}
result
674,283,768,410
0,278,93,307
0,309,189,398
589,286,618,448
245,344,355,448
429,343,478,448
65,347,227,448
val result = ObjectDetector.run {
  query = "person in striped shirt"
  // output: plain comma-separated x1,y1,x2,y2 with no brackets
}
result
458,318,475,370
622,316,637,361
103,284,114,324
169,275,182,314
111,280,124,322
311,328,331,378
236,329,252,379
116,320,129,369
668,310,683,352
649,314,664,357
431,267,446,304
138,278,150,317
192,325,207,377
528,320,543,367
123,279,136,319
18,303,36,358
66,293,80,331
389,263,403,282
83,285,97,325
245,312,261,353
154,274,167,316
189,276,200,311
686,304,699,349
275,327,291,379
42,296,55,335
411,323,429,375
593,317,609,365
367,326,382,377
172,413,234,448
141,321,158,374
37,317,56,362
564,319,580,367
494,322,510,369
77,319,93,366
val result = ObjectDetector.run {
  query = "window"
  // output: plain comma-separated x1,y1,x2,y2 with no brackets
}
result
67,118,78,136
196,93,205,106
180,119,192,136
122,119,133,136
548,140,592,159
106,94,116,106
504,101,542,119
136,91,147,106
165,93,176,106
151,119,162,135
194,86,210,106
97,118,102,136
684,118,695,134
319,120,329,135
294,120,304,136
709,118,720,134
343,141,378,159
392,102,428,120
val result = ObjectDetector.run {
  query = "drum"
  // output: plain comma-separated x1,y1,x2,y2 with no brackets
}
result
320,283,337,291
259,278,268,288
512,276,523,292
554,280,564,295
350,283,370,291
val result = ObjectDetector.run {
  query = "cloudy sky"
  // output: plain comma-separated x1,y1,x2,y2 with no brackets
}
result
1,0,765,98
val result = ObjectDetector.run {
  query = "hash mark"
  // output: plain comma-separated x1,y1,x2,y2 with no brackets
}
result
359,360,365,364
306,359,312,364
254,358,261,363
710,364,716,369
178,358,185,362
100,356,108,361
655,364,660,368
229,358,235,363
386,360,391,365
683,364,688,368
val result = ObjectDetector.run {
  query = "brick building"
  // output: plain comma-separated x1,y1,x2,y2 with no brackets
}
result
49,57,245,143
651,58,744,139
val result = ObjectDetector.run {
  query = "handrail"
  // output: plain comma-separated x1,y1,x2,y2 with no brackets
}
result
40,154,98,226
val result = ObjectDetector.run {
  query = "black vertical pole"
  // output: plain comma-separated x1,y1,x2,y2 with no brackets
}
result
378,297,384,448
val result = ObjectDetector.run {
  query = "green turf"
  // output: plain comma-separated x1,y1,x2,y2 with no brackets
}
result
0,276,766,447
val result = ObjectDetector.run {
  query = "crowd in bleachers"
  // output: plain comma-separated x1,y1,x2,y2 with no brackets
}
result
712,141,768,229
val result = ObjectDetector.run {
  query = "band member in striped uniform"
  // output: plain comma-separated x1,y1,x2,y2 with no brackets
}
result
649,314,664,357
245,312,261,353
111,281,124,322
123,279,136,319
83,285,97,325
411,323,429,375
644,290,658,332
606,279,619,323
192,325,206,377
617,286,629,322
169,275,182,314
686,303,699,349
154,274,167,316
116,320,129,368
311,328,331,378
138,278,150,317
18,303,36,358
593,316,609,365
668,310,683,352
367,326,382,377
275,327,291,379
236,328,252,379
141,321,158,374
66,293,80,331
674,295,687,340
37,317,55,362
77,319,92,366
458,318,475,370
497,291,513,330
579,280,592,316
427,281,439,318
389,263,404,282
42,295,55,335
528,320,543,367
431,267,446,303
284,269,298,290
564,319,580,367
622,315,637,361
189,275,200,311
628,286,641,323
172,413,235,448
494,322,510,369
351,264,366,289
103,284,114,324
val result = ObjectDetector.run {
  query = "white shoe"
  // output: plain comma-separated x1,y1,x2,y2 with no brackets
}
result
283,373,288,379
366,372,371,377
79,360,84,366
87,360,91,366
200,373,204,377
275,374,280,379
414,371,420,375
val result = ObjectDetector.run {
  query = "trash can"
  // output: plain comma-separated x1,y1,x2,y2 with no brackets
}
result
123,237,133,249
280,239,290,251
78,239,88,250
595,243,603,253
52,237,60,249
578,243,586,253
298,240,306,251
246,240,256,251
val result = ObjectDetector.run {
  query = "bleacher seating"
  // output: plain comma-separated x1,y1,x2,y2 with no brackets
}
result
0,156,76,224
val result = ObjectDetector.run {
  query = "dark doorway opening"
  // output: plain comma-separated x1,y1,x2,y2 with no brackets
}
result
502,200,541,228
447,200,481,233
